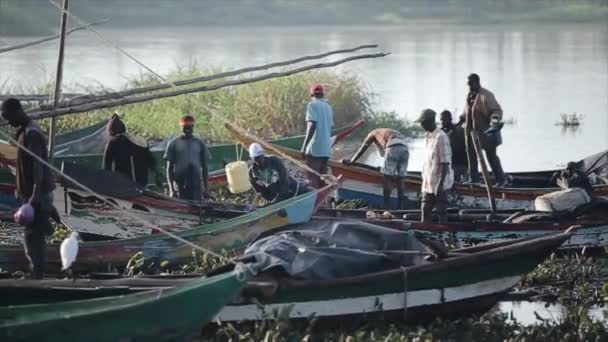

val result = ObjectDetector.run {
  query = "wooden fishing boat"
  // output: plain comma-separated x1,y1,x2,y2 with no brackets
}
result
225,123,608,210
214,228,572,322
0,224,572,325
50,163,608,249
0,267,247,341
318,200,608,249
0,120,362,212
0,182,335,273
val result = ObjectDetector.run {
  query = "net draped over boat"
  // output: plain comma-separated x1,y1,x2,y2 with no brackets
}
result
241,219,431,280
53,120,169,156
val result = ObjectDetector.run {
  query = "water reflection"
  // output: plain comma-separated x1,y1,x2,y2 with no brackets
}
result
497,301,607,325
0,23,606,171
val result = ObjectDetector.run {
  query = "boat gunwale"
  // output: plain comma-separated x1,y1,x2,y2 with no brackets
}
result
225,124,608,195
0,182,334,253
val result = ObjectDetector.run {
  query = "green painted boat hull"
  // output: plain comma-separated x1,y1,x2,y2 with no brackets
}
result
0,270,244,341
217,232,570,322
55,132,310,175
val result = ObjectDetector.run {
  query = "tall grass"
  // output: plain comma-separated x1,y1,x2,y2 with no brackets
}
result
3,64,418,142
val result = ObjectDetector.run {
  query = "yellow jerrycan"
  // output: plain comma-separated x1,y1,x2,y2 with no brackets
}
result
225,161,252,194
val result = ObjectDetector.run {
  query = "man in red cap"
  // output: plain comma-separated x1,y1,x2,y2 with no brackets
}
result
300,83,334,188
164,115,210,202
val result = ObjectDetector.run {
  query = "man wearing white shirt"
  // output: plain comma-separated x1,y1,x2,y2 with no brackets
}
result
416,109,454,224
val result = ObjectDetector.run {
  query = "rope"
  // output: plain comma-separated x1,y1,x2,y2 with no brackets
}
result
0,129,234,263
47,0,337,186
402,266,408,321
6,2,342,264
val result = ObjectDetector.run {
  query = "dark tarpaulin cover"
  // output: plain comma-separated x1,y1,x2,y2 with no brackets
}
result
243,219,431,280
60,162,143,198
578,150,608,185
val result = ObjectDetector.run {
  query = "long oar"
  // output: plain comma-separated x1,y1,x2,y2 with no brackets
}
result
471,130,497,212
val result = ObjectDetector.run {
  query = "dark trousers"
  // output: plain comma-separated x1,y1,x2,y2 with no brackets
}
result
421,191,449,224
22,193,55,279
305,156,329,189
178,183,202,202
383,175,405,210
23,231,47,279
465,132,505,184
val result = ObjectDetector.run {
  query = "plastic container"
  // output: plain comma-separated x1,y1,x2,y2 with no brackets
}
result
225,161,252,194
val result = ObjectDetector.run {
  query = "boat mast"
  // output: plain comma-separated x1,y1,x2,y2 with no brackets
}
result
47,0,70,161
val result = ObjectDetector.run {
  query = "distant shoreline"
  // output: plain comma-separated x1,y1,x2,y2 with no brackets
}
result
1,2,607,36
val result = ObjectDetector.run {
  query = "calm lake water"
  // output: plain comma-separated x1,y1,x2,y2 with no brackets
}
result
1,23,607,171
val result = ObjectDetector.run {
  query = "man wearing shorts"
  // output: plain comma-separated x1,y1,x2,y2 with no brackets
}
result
345,128,409,209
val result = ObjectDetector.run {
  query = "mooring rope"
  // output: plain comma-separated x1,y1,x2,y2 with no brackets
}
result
1,2,343,264
47,0,337,184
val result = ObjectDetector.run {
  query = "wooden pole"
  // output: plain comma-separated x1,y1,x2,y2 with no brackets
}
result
45,44,379,110
28,52,389,120
471,130,497,212
47,0,69,160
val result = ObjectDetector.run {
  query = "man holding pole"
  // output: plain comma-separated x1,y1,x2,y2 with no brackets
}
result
462,73,506,186
416,109,453,224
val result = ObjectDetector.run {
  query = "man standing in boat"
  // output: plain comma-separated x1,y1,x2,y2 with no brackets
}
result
102,113,157,187
343,128,409,209
248,143,310,203
417,109,453,224
1,98,57,279
462,73,506,186
301,84,334,188
164,115,209,202
440,110,467,182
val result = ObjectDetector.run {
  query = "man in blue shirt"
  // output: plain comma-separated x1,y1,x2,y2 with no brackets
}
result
300,84,334,188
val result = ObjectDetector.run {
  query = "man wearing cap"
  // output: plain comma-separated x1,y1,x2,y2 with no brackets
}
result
301,83,334,188
344,128,409,209
416,109,454,224
462,73,505,186
164,115,210,202
1,98,58,279
248,143,310,203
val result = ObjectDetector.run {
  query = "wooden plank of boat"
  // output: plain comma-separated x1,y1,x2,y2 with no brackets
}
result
58,179,608,250
0,268,246,341
0,182,335,273
224,123,608,210
215,231,571,322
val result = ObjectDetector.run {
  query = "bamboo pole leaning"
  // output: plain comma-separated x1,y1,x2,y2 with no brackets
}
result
0,19,109,55
41,44,380,110
47,0,70,159
0,94,83,102
28,51,390,121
